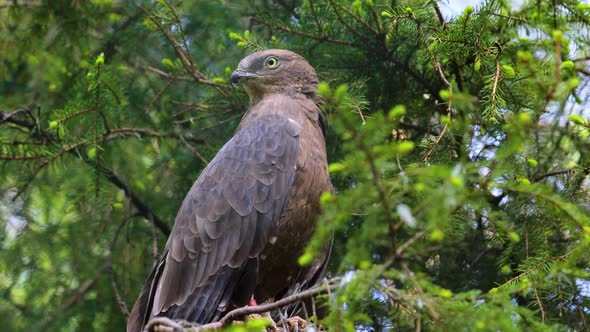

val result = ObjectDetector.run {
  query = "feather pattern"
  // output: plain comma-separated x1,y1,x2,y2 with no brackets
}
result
128,50,332,332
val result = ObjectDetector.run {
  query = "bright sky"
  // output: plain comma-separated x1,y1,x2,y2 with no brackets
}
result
438,0,525,18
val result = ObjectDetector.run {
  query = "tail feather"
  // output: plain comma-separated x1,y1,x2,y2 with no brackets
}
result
127,258,259,331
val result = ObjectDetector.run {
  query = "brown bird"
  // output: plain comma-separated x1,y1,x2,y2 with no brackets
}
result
127,49,332,332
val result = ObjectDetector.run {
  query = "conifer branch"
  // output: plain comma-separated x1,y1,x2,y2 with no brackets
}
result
160,0,195,68
251,17,354,46
40,262,110,329
0,108,35,128
109,217,131,318
533,287,545,323
147,66,193,82
415,18,452,163
327,0,372,45
496,251,573,290
0,109,174,235
0,0,39,8
145,277,342,332
84,156,171,236
533,167,589,182
146,79,174,113
141,7,228,98
330,0,379,35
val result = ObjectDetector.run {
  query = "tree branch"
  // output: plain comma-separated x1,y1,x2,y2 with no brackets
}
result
145,277,342,331
251,17,354,46
0,109,172,236
108,217,132,318
85,157,171,236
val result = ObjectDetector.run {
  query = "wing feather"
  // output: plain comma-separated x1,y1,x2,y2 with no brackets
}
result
149,112,300,320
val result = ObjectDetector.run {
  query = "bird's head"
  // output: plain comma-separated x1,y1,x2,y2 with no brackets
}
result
231,49,319,105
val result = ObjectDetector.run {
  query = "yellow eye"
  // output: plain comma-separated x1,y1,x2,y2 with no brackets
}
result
265,56,279,68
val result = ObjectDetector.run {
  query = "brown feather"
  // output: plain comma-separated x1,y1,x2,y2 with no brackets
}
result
128,49,332,332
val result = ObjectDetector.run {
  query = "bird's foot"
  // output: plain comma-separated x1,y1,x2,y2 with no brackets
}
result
143,317,184,332
241,312,279,331
248,296,258,306
280,316,313,332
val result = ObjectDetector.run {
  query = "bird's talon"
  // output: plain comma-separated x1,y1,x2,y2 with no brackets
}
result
144,317,184,332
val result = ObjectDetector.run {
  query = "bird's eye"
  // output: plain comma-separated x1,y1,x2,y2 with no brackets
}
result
265,56,279,69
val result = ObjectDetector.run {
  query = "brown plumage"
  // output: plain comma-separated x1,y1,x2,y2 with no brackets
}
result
127,49,332,332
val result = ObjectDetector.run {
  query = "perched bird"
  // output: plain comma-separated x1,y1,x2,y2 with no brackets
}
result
127,49,332,332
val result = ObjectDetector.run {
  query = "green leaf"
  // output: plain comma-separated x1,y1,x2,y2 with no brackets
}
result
161,58,175,69
569,114,585,125
95,52,105,66
88,147,97,160
501,64,515,78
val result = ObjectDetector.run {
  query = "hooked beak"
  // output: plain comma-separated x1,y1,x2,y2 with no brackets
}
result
230,68,258,85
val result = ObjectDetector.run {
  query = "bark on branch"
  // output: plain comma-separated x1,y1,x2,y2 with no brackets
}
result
144,277,342,332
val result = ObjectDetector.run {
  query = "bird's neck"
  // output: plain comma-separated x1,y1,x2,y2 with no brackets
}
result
237,92,320,132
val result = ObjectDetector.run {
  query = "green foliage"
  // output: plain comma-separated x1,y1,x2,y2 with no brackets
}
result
1,0,589,331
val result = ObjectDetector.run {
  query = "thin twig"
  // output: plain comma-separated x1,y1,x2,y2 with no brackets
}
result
395,231,425,257
146,79,174,113
400,262,440,321
178,135,209,165
415,20,452,163
0,109,34,127
533,287,545,322
330,0,379,35
432,3,446,27
0,0,39,8
251,17,354,46
161,0,195,67
200,113,243,130
496,251,573,290
192,278,341,331
327,0,371,45
141,7,228,99
109,217,131,318
533,167,586,182
486,12,527,22
40,262,110,328
147,66,193,82
353,102,366,124
487,44,503,118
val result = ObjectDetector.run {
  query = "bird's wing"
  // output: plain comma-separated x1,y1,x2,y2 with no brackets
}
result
132,112,301,327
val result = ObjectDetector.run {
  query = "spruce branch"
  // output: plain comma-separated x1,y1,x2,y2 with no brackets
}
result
147,66,193,82
146,79,174,113
141,7,228,97
0,0,39,8
144,277,342,332
0,108,35,128
160,0,195,68
40,262,110,329
533,167,589,182
251,17,354,46
0,109,174,235
496,251,573,291
84,156,171,236
415,17,452,163
329,0,379,35
327,0,372,46
108,217,132,318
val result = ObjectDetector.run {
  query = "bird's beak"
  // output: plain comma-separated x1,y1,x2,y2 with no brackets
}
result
230,68,258,85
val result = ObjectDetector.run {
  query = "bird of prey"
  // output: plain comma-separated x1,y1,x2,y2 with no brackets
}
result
127,49,332,332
